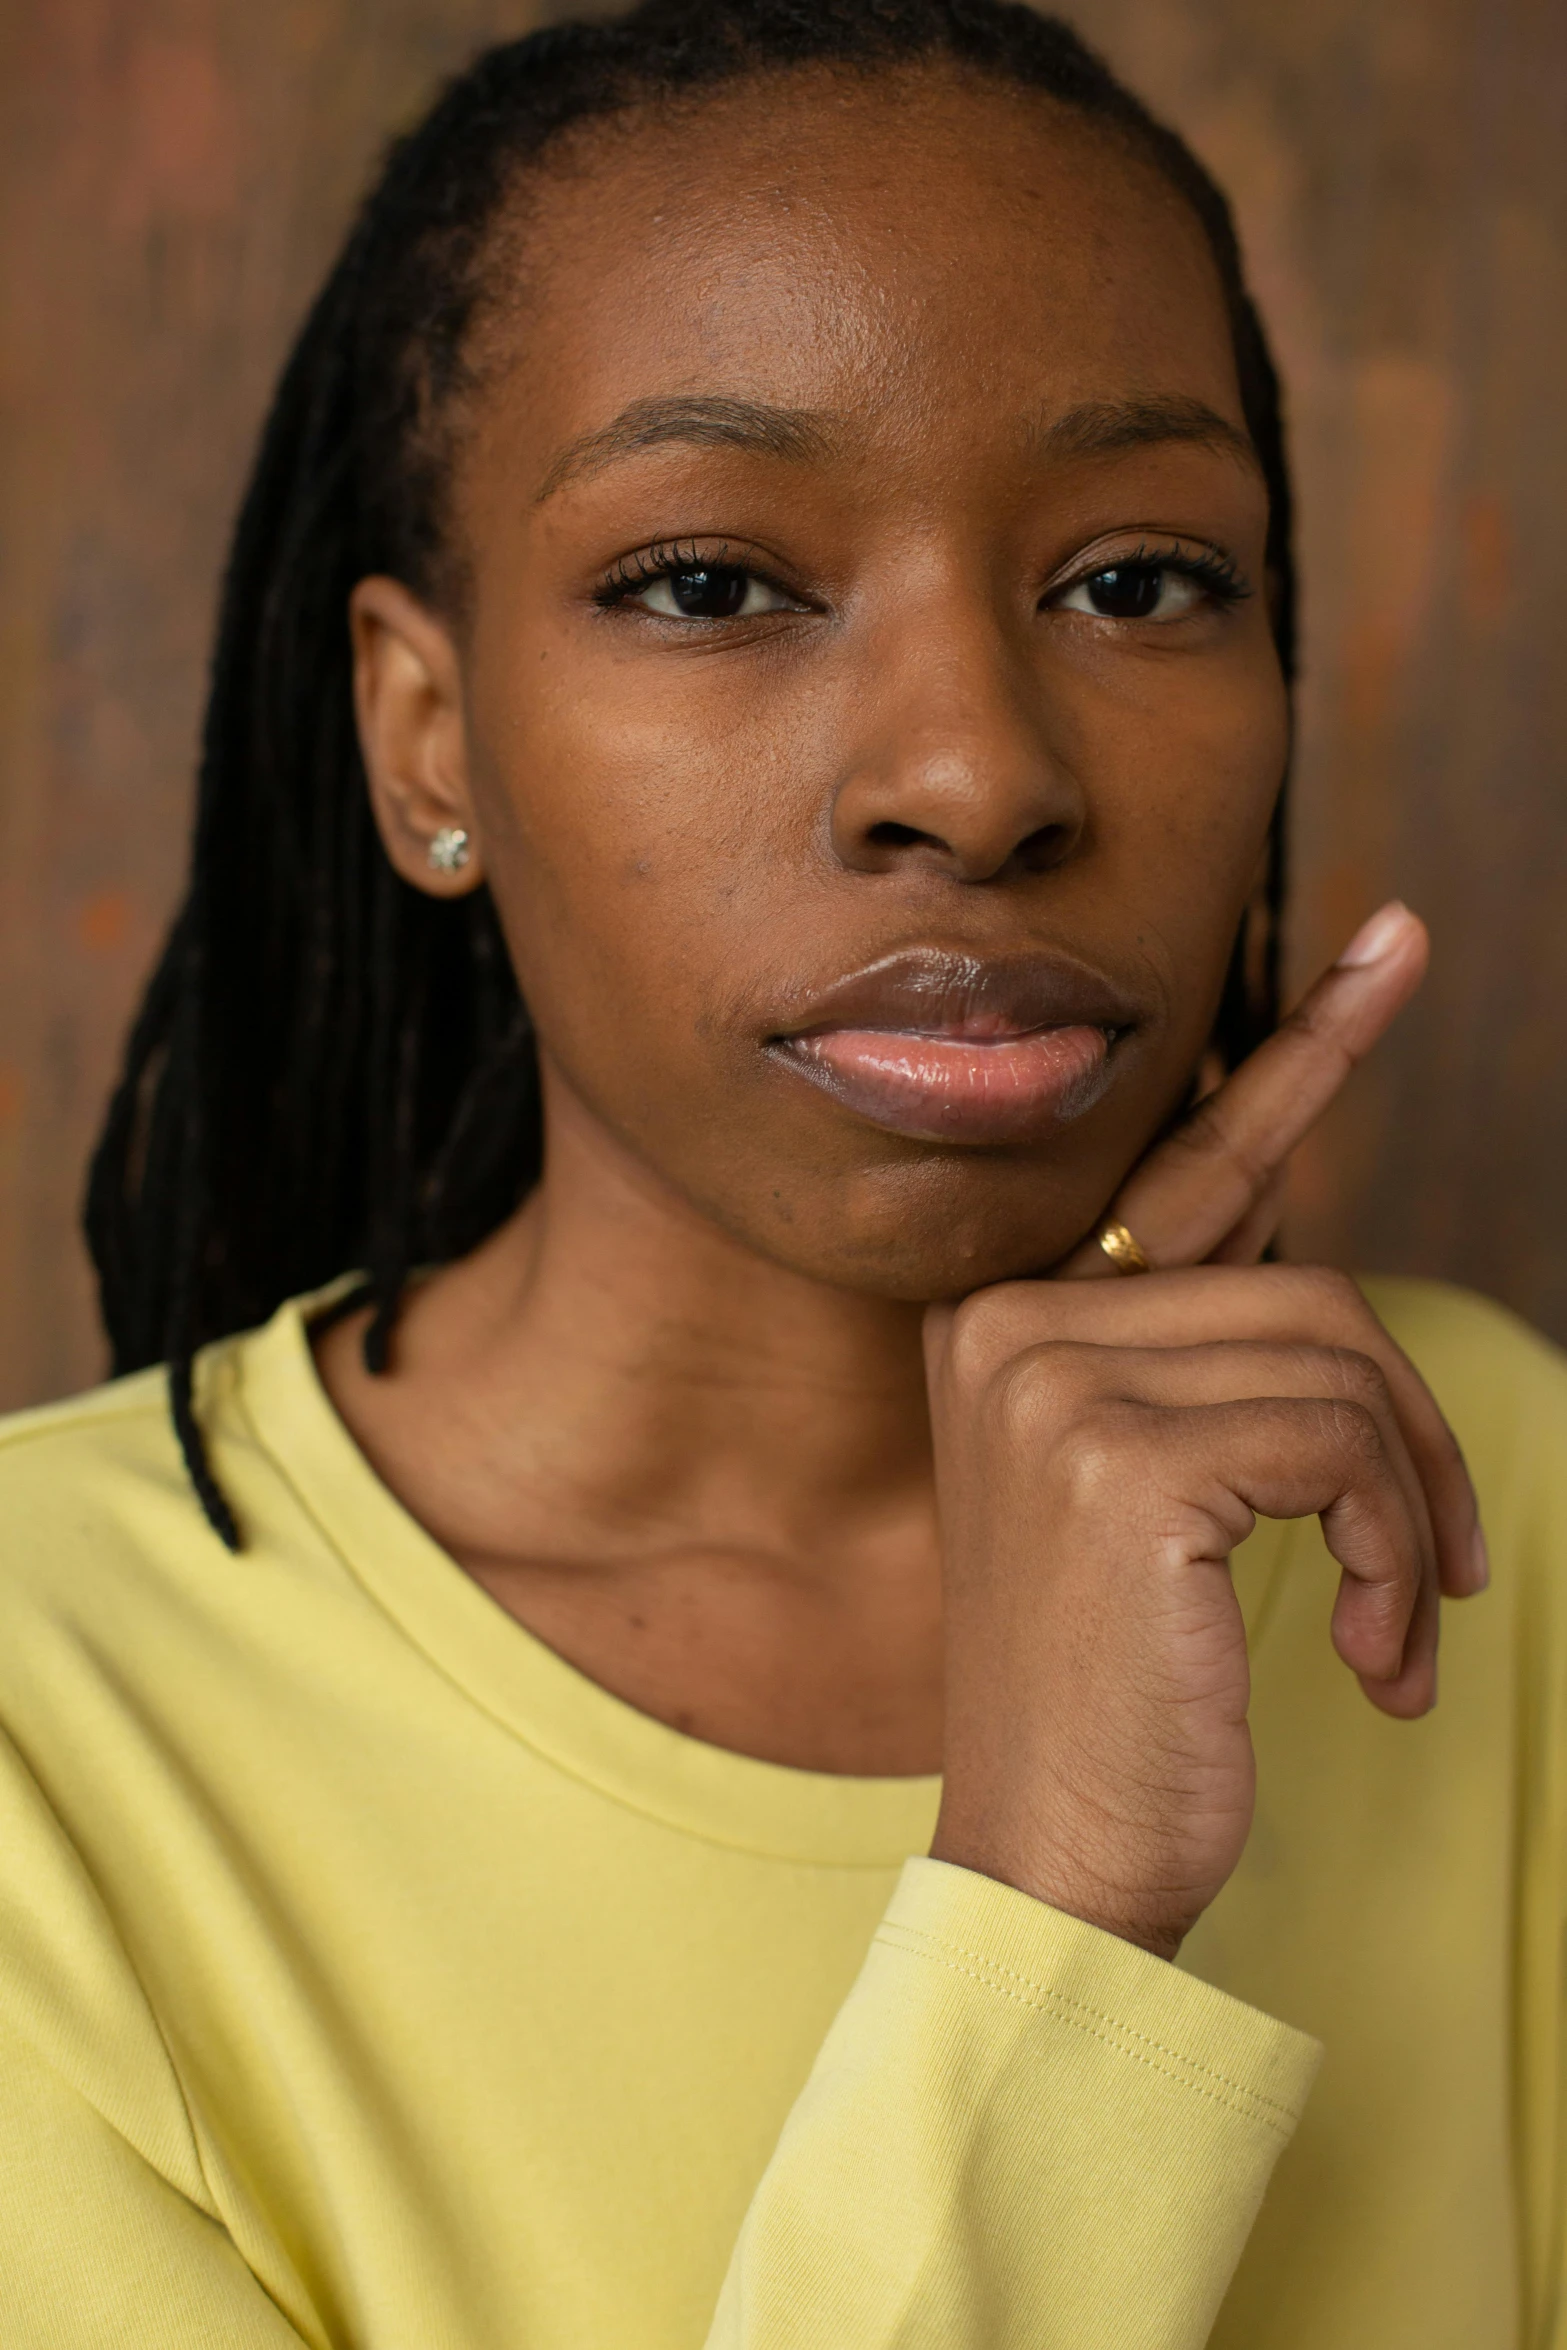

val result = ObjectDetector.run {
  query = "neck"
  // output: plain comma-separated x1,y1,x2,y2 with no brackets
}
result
314,1065,947,1770
357,1064,937,1573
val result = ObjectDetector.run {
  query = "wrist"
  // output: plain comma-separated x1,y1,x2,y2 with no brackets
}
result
928,1814,1188,1962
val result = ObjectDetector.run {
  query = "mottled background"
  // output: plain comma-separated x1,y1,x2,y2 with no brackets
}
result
2,0,1563,1408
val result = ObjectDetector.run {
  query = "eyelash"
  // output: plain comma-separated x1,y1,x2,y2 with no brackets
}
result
592,539,786,607
1053,539,1250,608
590,537,1252,612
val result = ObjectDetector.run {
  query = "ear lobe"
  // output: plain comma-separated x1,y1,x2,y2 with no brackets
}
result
349,574,485,895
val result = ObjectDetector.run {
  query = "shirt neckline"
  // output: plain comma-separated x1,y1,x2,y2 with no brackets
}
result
232,1291,942,1868
229,1287,1289,1870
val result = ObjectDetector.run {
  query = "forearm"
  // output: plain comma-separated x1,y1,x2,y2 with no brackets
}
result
706,1859,1320,2350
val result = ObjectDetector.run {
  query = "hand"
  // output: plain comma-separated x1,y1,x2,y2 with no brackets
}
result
926,1264,1486,1958
1054,899,1431,1278
925,904,1485,1961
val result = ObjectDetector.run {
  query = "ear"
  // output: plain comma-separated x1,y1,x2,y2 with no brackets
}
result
349,575,485,897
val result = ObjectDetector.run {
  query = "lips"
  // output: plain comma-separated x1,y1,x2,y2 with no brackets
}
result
766,948,1136,1145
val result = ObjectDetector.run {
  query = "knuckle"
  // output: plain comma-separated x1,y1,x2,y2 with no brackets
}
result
1319,1395,1385,1464
990,1340,1100,1436
1325,1346,1391,1413
1166,1093,1270,1190
1051,1400,1145,1505
941,1290,1020,1390
1297,1263,1363,1314
1264,1261,1365,1328
1286,992,1354,1059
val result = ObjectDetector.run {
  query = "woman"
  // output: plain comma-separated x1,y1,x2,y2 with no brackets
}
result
3,2,1561,2342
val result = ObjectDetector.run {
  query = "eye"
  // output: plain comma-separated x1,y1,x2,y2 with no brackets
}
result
1055,561,1207,622
635,564,797,620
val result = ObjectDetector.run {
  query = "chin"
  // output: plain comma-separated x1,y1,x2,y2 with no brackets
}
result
730,1158,1109,1303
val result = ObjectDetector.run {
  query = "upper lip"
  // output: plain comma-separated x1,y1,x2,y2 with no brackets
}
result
768,946,1141,1044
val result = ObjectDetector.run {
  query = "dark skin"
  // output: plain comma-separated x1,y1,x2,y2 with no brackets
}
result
321,67,1482,1960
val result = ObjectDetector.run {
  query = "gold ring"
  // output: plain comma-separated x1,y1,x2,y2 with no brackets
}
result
1095,1218,1153,1276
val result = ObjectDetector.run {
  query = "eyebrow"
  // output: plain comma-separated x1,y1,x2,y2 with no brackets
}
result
1033,396,1261,474
534,387,1261,503
535,395,836,501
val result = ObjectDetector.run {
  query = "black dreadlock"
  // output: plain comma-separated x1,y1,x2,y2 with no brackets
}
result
85,0,1295,1548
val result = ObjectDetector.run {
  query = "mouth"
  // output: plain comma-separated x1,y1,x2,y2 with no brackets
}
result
766,947,1137,1146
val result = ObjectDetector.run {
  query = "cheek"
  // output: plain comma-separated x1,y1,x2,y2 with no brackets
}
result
1077,639,1288,1014
460,632,809,1120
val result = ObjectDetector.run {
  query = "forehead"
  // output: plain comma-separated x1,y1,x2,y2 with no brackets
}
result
476,66,1242,469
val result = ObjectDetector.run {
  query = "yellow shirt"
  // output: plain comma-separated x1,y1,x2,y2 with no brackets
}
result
0,1276,1562,2348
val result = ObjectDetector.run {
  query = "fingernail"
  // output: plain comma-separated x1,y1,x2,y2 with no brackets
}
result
1469,1525,1491,1593
1336,901,1414,968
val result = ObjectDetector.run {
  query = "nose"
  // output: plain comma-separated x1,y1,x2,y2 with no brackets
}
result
829,600,1085,885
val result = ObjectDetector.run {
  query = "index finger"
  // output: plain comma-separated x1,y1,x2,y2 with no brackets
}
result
1058,901,1429,1277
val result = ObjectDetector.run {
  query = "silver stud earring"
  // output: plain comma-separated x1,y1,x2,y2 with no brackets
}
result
427,825,471,875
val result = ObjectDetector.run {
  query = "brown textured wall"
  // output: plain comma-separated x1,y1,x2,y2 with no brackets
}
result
1,0,1563,1410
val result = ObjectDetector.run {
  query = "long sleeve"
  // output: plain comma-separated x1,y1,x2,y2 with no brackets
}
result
0,1724,315,2348
707,1858,1321,2349
0,2017,309,2348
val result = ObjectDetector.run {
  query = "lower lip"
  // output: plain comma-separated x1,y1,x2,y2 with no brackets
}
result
774,1023,1114,1144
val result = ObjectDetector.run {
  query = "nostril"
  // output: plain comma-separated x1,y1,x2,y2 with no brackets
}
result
1015,823,1071,875
850,809,1081,881
859,816,1072,875
865,820,935,850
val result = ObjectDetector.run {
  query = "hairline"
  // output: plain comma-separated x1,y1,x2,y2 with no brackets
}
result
421,57,1251,599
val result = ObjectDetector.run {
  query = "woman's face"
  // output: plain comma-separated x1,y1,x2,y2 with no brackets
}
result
379,67,1288,1300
